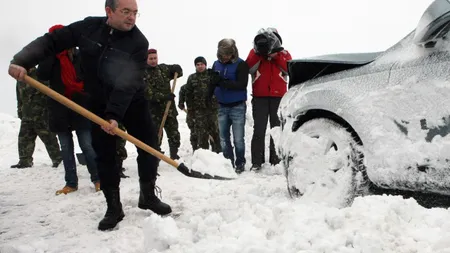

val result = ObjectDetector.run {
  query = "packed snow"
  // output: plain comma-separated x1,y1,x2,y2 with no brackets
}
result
1,109,450,252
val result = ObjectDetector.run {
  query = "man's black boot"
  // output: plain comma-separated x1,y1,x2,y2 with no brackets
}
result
117,160,129,178
169,147,180,160
98,188,125,231
10,161,33,169
138,180,172,215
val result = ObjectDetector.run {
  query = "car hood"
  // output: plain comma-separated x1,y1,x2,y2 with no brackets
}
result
288,52,382,88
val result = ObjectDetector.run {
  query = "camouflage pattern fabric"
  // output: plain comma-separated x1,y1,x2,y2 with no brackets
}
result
185,71,220,152
144,64,181,151
178,85,197,150
16,68,62,165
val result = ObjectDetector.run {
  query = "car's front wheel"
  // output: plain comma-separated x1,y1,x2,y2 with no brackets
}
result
282,118,368,207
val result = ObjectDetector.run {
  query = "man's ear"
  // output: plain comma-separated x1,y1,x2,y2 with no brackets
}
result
105,7,113,17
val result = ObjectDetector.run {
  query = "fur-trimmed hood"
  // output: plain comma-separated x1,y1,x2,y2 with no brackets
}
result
217,38,239,63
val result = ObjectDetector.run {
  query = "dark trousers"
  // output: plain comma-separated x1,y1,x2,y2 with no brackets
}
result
251,97,282,166
91,98,159,190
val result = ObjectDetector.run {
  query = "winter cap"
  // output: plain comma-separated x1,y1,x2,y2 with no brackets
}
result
49,24,64,33
148,48,157,54
217,38,239,62
194,56,207,66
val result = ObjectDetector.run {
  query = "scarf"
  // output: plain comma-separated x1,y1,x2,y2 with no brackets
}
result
56,50,84,98
49,24,84,98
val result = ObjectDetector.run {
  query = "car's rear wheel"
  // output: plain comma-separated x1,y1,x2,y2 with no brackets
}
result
283,118,367,207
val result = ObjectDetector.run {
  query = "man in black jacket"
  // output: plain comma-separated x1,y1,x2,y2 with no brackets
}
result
8,0,171,231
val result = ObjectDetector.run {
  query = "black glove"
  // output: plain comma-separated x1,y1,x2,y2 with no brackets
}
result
208,69,221,86
178,103,185,110
166,93,176,101
269,46,284,55
173,65,182,76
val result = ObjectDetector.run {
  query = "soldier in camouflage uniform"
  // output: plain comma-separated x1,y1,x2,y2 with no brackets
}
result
178,84,197,151
144,49,183,159
185,57,221,153
116,123,129,178
11,67,62,168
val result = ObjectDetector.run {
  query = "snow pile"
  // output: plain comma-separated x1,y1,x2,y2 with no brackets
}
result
144,215,180,251
141,196,450,253
183,149,238,179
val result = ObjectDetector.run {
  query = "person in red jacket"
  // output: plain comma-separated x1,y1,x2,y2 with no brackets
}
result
246,28,292,170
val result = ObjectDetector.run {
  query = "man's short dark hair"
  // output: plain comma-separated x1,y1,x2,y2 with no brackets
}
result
105,0,118,11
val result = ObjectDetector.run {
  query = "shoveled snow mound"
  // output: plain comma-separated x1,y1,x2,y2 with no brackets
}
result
184,149,238,179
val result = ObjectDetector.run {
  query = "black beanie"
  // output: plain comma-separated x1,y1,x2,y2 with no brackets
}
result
194,56,207,66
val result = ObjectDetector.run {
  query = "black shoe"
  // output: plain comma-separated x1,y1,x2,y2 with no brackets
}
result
11,162,33,169
98,188,125,231
251,164,262,171
138,180,172,215
170,154,180,160
119,168,129,178
52,159,63,168
235,164,245,174
269,155,281,166
169,147,179,160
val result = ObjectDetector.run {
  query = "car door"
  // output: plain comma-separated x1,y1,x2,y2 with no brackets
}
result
379,35,450,194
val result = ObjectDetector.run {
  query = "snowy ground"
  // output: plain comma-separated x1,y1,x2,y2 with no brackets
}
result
2,110,450,253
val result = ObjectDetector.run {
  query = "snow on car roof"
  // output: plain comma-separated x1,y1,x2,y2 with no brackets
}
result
291,52,383,64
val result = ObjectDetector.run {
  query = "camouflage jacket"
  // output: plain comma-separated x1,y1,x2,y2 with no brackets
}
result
185,71,218,110
144,64,183,107
16,68,49,121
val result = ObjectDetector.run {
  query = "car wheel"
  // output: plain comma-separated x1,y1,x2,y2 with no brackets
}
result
282,118,368,207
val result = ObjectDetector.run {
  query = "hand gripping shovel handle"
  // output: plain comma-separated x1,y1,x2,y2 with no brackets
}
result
23,75,232,180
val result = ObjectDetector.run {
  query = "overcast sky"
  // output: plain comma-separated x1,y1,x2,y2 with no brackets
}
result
0,0,433,116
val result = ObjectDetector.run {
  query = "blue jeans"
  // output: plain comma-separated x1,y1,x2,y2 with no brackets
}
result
218,102,246,167
57,130,99,188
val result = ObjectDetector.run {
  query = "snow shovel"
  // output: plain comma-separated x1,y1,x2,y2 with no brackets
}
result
158,72,178,145
23,75,233,180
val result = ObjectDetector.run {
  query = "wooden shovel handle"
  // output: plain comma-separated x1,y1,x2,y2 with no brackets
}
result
158,72,178,143
23,75,179,168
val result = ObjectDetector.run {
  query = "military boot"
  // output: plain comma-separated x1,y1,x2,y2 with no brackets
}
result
169,147,179,160
10,161,33,169
138,179,172,215
98,188,125,231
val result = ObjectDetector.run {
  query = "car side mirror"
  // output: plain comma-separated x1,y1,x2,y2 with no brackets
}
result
413,0,450,48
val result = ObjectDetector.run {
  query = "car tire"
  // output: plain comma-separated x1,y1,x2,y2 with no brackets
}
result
283,118,368,207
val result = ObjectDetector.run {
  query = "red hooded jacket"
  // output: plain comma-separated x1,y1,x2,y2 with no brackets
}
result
246,49,292,98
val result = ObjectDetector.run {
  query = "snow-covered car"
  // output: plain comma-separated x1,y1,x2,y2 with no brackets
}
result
278,0,450,207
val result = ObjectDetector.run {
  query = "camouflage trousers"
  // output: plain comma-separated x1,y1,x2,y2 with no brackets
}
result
193,109,221,153
150,107,180,151
18,119,62,165
186,110,197,150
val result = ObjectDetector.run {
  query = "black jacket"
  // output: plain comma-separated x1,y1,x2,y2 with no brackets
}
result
37,51,91,132
12,16,149,121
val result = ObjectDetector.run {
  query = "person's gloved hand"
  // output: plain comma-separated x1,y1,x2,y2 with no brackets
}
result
178,103,185,110
173,65,183,76
208,69,221,86
166,93,176,101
